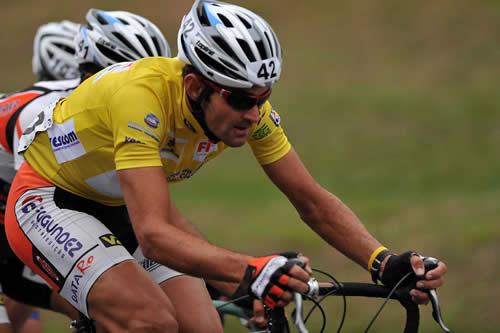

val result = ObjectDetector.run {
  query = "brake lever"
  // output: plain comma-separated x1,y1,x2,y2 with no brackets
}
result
421,257,451,333
429,289,450,332
292,292,308,333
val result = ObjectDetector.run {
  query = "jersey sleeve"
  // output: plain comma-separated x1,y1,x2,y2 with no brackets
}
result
248,102,291,165
108,80,168,171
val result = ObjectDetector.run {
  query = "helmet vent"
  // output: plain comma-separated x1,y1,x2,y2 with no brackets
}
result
137,35,153,55
151,36,161,55
96,14,109,25
96,43,129,63
118,18,130,25
217,14,233,28
219,58,238,71
236,15,252,29
54,43,76,55
264,32,274,57
121,50,135,59
195,47,244,81
132,17,146,27
112,32,139,56
255,40,266,60
236,39,255,62
198,6,210,26
212,36,243,67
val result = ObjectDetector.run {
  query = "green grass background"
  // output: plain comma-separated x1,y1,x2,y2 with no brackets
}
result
2,1,499,332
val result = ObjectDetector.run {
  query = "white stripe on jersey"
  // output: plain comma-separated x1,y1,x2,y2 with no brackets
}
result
12,78,81,172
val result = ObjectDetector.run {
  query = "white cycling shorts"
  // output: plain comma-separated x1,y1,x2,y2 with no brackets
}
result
5,163,182,317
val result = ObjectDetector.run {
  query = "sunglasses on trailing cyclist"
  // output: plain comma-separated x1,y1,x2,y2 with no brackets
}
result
201,77,272,111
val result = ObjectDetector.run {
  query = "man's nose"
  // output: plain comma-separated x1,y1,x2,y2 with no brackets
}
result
242,105,259,123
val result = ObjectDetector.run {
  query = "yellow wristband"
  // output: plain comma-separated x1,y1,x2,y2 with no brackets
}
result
367,246,388,271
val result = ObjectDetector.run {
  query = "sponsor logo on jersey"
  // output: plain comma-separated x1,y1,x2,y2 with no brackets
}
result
70,255,94,304
99,234,122,248
124,136,144,144
34,254,61,284
194,140,217,162
47,118,86,163
0,99,19,113
167,168,194,182
51,131,80,151
0,90,44,116
144,113,160,129
252,123,271,140
269,109,281,127
70,273,83,304
21,195,83,259
141,258,161,272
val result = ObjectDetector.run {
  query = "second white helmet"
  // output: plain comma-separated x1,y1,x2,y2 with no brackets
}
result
75,9,171,69
32,20,80,80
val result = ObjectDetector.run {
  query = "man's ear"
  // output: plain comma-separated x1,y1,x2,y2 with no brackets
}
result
184,73,205,101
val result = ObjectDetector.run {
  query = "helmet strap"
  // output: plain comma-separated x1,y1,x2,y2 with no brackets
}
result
188,87,220,143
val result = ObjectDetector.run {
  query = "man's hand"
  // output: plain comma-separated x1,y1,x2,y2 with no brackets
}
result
232,253,310,309
380,251,447,304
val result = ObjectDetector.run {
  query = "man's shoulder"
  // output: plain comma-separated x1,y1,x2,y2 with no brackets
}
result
132,57,186,80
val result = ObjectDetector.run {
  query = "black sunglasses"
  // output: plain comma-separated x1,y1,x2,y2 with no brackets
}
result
202,78,272,111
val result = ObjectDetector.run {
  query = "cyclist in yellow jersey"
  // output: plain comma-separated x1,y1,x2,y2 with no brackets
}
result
6,1,447,332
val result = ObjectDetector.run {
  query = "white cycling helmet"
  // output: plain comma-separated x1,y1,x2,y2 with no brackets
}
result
178,0,282,89
32,20,80,80
75,9,171,69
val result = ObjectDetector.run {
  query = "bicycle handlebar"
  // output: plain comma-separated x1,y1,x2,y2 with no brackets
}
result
292,282,420,333
216,258,450,333
289,257,450,333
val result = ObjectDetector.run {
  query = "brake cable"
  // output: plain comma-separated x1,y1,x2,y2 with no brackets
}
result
303,268,347,333
364,271,413,333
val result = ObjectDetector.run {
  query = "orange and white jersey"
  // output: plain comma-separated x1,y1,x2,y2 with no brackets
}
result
19,57,291,205
0,79,80,182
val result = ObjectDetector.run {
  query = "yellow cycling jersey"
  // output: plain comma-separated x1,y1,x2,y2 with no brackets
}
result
21,57,291,205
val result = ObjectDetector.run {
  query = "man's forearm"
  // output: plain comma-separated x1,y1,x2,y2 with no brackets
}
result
140,220,250,282
297,190,383,269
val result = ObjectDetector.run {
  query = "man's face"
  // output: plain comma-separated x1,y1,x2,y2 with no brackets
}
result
204,86,269,147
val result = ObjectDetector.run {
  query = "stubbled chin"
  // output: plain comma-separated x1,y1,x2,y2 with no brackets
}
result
224,138,247,147
221,127,250,147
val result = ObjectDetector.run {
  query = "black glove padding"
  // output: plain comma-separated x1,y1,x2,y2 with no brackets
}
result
380,251,419,287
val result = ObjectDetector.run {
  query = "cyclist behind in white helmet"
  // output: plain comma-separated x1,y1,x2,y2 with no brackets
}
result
0,20,80,333
0,9,170,333
5,1,446,332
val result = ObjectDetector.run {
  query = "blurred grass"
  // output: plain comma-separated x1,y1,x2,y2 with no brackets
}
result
2,0,499,332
